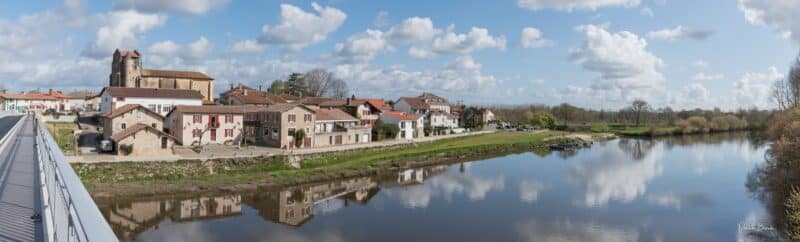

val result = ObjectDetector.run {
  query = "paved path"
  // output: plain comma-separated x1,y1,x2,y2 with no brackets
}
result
0,115,43,242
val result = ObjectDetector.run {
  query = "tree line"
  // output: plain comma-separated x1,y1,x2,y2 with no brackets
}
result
267,68,349,99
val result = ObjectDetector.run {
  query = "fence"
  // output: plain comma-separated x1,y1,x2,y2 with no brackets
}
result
35,117,119,242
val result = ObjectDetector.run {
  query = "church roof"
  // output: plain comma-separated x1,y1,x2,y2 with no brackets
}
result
141,69,213,80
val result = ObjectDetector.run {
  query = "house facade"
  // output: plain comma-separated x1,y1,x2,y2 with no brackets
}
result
311,107,370,147
101,104,165,141
244,104,316,149
99,87,203,116
65,90,98,112
429,111,459,129
0,89,67,113
109,49,215,103
165,105,246,146
110,124,177,156
379,111,424,140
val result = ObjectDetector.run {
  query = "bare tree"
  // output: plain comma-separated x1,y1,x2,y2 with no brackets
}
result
630,99,651,126
302,68,348,98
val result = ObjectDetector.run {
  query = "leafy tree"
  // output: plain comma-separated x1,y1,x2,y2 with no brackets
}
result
531,111,556,128
552,103,577,126
462,107,485,129
294,129,306,148
372,121,399,141
287,72,305,96
268,80,288,94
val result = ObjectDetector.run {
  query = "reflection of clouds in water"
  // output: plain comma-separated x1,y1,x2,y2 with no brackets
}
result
646,192,712,210
736,210,782,242
519,180,550,203
570,141,664,207
388,172,505,208
143,222,348,242
515,219,639,242
690,141,768,175
316,199,345,214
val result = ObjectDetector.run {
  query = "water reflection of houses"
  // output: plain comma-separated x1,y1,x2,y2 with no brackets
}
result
102,195,242,240
384,165,450,187
242,176,380,227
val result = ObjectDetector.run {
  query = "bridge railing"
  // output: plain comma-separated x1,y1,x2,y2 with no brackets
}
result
35,116,119,242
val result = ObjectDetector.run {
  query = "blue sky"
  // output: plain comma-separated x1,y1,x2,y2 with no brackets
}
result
0,0,798,110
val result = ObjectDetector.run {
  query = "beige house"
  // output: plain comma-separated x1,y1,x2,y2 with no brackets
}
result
244,103,316,149
109,49,215,104
165,105,246,146
311,107,371,147
101,104,164,140
109,124,177,156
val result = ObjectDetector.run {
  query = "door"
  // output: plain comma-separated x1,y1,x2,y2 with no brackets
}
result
210,129,217,141
335,135,342,145
161,137,168,149
304,137,311,148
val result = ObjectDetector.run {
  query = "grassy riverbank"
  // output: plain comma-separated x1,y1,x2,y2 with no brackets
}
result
568,122,760,137
74,131,600,198
46,122,78,155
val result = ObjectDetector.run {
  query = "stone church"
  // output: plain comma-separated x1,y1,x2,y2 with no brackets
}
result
109,49,215,103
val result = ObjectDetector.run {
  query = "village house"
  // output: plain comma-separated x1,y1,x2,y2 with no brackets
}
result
429,110,460,131
379,111,424,140
165,105,246,146
0,89,67,113
99,87,204,116
65,90,99,112
219,84,287,106
481,108,496,124
310,107,371,147
109,49,215,104
101,104,177,155
244,103,316,149
316,97,385,126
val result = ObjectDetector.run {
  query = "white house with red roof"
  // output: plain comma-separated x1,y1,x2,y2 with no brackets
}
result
0,89,68,113
379,111,424,140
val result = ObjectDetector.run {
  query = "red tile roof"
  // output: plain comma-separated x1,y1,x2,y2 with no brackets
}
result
313,108,357,121
170,105,247,115
102,104,163,119
102,87,204,100
398,97,429,109
382,111,422,121
354,98,392,111
110,123,177,143
141,69,213,80
225,89,286,105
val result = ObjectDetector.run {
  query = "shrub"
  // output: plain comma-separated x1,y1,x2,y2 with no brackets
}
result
294,129,306,148
687,116,708,133
119,144,133,156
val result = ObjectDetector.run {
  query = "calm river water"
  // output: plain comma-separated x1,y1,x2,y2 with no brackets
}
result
97,132,780,242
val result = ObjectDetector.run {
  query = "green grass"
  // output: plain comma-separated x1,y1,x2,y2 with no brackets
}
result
46,122,78,154
74,131,579,196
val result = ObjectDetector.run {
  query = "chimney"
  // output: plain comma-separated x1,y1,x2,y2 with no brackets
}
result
244,89,248,96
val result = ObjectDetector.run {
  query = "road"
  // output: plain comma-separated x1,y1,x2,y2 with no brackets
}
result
0,115,43,242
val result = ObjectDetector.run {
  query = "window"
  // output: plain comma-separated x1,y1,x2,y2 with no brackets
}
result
192,129,198,138
304,114,312,122
288,114,296,122
147,104,156,111
225,114,234,123
135,110,141,118
193,115,202,123
162,104,171,113
288,128,295,138
329,136,332,144
151,123,157,128
225,129,233,137
400,122,405,128
121,123,126,129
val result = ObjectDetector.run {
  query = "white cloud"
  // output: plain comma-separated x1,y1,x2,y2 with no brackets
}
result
148,40,180,55
647,192,712,210
386,17,439,44
82,10,167,58
517,0,641,11
386,167,505,208
640,7,654,17
691,72,724,81
334,29,392,63
670,83,711,109
733,66,784,108
568,24,664,99
258,2,347,52
431,25,506,54
693,60,708,67
373,10,389,27
519,180,549,203
738,0,800,43
114,0,229,15
446,55,482,70
529,79,545,85
646,25,713,41
408,46,435,59
226,39,266,56
515,219,640,242
520,27,554,48
569,140,664,207
183,36,213,64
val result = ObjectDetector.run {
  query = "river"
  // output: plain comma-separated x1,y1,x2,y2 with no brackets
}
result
96,132,780,242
